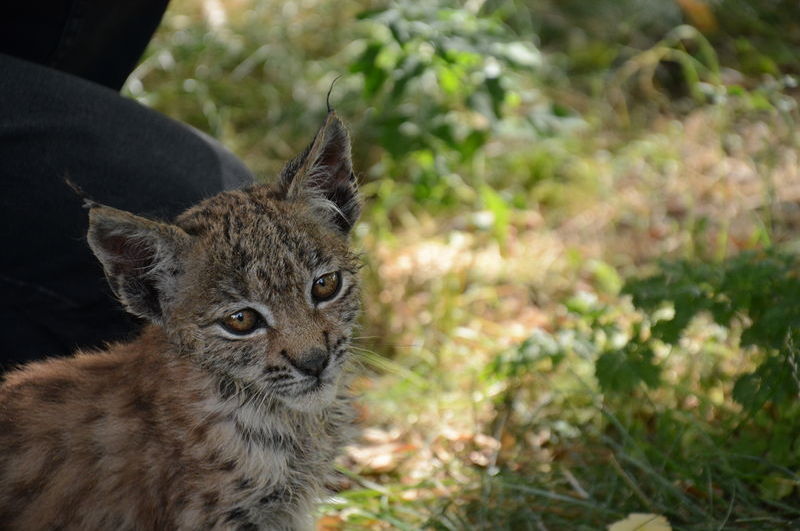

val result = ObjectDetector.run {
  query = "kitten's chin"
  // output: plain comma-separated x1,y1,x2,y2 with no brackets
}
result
279,381,338,412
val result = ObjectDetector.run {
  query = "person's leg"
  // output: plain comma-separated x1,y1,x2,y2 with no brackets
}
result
0,53,253,366
1,0,170,91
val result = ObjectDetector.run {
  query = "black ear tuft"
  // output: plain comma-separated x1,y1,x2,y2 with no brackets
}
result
326,74,343,113
87,206,190,323
64,177,99,209
278,112,361,233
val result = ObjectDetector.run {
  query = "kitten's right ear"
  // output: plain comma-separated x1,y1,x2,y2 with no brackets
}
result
87,205,190,324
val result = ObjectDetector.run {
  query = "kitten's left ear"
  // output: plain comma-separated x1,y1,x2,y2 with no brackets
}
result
278,112,360,233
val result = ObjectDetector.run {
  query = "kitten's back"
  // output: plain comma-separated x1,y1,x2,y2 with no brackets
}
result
0,329,213,528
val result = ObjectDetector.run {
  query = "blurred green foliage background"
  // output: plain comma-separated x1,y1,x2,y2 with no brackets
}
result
127,0,800,527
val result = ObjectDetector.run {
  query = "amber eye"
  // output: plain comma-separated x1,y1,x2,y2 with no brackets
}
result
311,271,342,303
220,309,263,335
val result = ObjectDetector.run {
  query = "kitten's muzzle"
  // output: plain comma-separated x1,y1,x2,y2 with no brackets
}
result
292,347,329,377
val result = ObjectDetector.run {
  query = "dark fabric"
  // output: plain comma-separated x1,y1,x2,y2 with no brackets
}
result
0,53,253,367
0,0,170,91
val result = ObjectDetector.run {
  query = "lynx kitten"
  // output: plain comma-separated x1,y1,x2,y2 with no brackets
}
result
0,113,361,530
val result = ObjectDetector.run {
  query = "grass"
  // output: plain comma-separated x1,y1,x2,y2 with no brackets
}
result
127,0,800,528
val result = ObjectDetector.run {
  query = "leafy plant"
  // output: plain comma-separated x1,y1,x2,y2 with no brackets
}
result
353,2,540,152
485,251,800,526
624,249,800,411
351,1,545,205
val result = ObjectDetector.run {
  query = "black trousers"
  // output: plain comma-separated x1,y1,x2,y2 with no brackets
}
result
0,25,253,366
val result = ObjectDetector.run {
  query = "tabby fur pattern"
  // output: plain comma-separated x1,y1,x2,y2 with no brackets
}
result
0,112,361,530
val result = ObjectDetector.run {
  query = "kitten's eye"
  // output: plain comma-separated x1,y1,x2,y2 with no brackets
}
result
220,309,263,335
311,271,341,303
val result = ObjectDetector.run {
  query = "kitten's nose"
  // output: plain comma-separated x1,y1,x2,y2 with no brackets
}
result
295,348,329,377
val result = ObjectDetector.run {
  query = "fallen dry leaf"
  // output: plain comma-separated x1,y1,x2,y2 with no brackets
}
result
347,442,418,474
608,513,672,531
316,515,343,531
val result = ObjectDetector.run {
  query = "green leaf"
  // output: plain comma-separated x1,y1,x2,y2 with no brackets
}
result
459,130,488,161
759,475,796,501
351,42,390,98
491,329,568,378
355,8,387,20
596,343,660,394
733,356,798,412
480,185,511,246
390,58,427,101
485,75,505,118
437,65,461,95
588,259,622,296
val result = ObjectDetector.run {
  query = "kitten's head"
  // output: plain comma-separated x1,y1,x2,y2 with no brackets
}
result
86,113,361,412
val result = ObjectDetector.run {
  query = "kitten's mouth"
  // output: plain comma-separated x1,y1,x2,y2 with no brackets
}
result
307,380,322,391
278,376,337,411
296,377,327,395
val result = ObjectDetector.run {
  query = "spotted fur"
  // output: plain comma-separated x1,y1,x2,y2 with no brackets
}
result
0,113,361,530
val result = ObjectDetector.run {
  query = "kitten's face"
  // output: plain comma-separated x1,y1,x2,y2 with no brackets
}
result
86,113,361,412
170,188,360,411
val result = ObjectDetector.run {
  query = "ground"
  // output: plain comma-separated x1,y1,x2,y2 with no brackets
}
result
130,1,800,528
